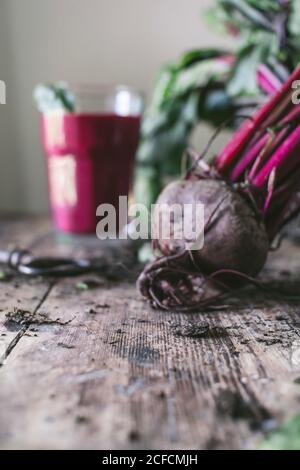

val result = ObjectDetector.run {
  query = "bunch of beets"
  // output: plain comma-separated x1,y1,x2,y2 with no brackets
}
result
138,65,300,311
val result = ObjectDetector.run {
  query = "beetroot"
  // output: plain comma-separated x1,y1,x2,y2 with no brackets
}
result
137,65,300,311
152,178,268,277
137,172,269,311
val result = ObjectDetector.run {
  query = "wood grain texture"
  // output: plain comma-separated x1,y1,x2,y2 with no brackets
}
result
0,216,52,364
0,217,300,449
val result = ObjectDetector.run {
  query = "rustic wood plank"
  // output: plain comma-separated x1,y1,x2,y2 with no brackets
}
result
0,214,94,364
0,216,53,364
0,282,299,450
0,228,300,449
0,215,50,248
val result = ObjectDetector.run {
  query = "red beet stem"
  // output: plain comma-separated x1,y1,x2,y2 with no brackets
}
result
247,106,300,181
257,64,283,95
251,125,300,188
279,102,300,126
230,133,269,181
216,65,300,173
230,103,300,182
247,126,290,181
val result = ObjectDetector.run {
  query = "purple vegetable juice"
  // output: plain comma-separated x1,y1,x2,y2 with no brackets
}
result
41,111,140,233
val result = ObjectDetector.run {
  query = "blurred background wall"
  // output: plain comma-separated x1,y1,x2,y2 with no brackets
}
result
0,0,232,213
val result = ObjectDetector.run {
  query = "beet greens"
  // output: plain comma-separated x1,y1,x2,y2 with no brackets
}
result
135,0,300,212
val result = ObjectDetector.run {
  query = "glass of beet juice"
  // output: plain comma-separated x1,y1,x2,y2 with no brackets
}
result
41,85,143,233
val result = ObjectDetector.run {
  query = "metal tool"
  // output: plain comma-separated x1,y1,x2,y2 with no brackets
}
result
0,247,109,277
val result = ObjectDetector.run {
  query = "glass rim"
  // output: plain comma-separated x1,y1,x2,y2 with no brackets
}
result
66,82,144,99
40,82,144,116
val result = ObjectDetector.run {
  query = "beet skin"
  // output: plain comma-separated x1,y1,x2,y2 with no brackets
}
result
152,178,269,278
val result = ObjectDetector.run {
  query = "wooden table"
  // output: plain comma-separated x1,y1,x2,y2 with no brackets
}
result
0,215,300,450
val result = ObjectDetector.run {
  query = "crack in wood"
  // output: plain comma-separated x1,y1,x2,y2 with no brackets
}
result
0,282,55,366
